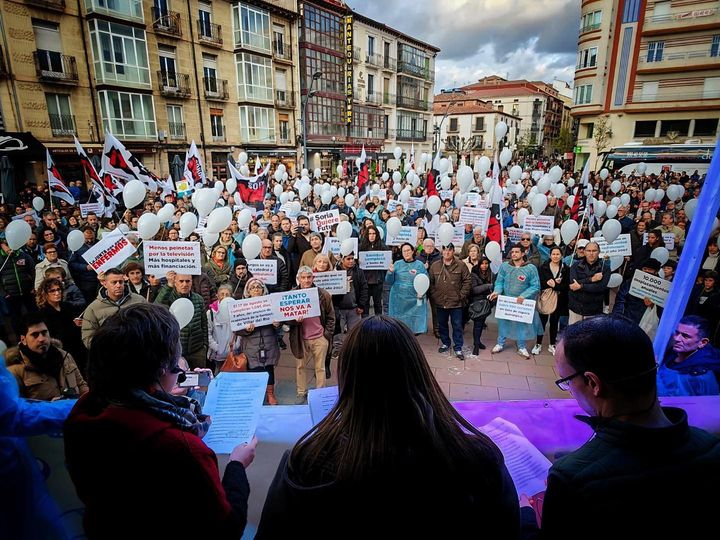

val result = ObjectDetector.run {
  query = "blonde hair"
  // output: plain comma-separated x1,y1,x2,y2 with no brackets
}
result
312,253,332,272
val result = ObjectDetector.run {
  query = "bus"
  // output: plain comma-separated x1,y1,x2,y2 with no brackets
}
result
600,142,715,176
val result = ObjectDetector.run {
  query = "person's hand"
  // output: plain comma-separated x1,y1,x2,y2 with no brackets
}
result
166,271,176,286
516,296,525,304
569,279,582,291
296,316,304,323
488,292,498,301
643,297,654,308
388,262,394,273
355,307,363,315
591,272,603,282
546,279,555,288
86,264,93,271
230,436,258,468
73,318,83,327
192,368,213,389
246,323,255,332
519,494,534,509
272,320,280,328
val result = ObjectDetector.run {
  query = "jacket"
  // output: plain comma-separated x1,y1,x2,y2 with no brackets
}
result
68,243,98,287
207,304,234,362
417,248,441,268
193,271,217,308
6,345,88,401
288,286,335,360
612,278,664,324
538,260,570,315
539,408,720,539
34,258,73,289
469,269,494,304
64,393,250,539
332,262,368,310
204,259,232,287
568,258,611,315
658,344,720,396
81,287,147,348
0,247,35,297
261,254,289,293
237,323,280,369
429,257,472,309
155,285,209,355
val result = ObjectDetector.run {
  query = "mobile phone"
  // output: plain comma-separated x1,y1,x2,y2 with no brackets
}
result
177,372,211,388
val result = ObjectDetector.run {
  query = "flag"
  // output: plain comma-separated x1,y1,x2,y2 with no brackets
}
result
183,140,206,187
101,132,139,185
356,145,369,194
47,150,75,205
425,150,441,197
571,161,590,221
158,175,175,197
74,136,103,188
254,156,261,175
229,161,270,206
486,151,504,249
74,137,118,216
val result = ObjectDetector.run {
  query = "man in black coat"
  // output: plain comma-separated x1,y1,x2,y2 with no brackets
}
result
568,241,610,324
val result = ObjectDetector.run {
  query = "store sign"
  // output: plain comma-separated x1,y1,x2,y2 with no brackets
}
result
344,15,354,125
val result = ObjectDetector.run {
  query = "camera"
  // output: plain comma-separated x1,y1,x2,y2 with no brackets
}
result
177,372,211,388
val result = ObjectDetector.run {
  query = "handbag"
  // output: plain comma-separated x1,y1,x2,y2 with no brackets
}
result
469,298,493,320
537,288,558,315
220,334,247,372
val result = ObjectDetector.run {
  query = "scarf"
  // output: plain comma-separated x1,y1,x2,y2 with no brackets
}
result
19,343,64,380
122,388,210,437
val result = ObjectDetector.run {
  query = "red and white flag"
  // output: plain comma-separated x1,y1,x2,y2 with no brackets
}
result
47,150,75,205
486,152,504,250
183,140,207,187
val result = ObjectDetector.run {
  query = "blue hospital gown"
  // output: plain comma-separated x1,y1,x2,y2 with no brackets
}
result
387,259,428,334
493,262,544,341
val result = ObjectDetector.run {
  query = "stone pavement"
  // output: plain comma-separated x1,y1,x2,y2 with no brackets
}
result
271,319,570,405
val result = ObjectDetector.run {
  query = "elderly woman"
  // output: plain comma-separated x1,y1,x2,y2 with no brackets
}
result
386,242,428,335
312,253,333,273
234,278,281,405
204,245,232,287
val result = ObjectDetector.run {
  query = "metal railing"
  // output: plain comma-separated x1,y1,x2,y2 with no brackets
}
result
366,92,382,106
153,9,182,37
203,77,229,100
26,0,65,11
627,88,720,103
274,90,296,108
579,22,601,34
382,92,396,106
398,60,431,80
366,53,382,67
396,94,429,111
34,51,78,83
49,114,75,136
637,49,720,67
197,20,223,47
392,129,428,141
272,40,292,61
383,56,396,71
158,71,191,97
645,9,719,26
168,122,185,140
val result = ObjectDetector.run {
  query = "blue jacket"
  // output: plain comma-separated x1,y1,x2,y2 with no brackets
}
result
658,344,720,396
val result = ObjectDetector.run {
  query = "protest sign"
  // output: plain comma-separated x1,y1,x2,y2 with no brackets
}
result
459,207,490,229
247,259,278,285
80,203,103,218
386,200,407,213
642,232,676,251
465,193,481,207
312,270,348,294
323,237,357,258
271,288,321,321
507,227,524,244
82,234,136,273
408,196,426,210
310,209,340,232
495,295,536,324
143,241,201,276
228,296,275,331
439,190,454,201
359,251,392,270
194,216,208,234
596,234,632,257
522,215,554,236
629,270,671,307
279,202,299,218
175,179,194,196
387,226,418,246
377,189,387,201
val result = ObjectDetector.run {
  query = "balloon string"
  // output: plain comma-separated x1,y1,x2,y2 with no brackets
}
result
0,255,10,274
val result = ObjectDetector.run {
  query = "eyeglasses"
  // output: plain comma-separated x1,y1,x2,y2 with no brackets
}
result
249,284,264,290
48,288,63,293
555,371,585,391
521,238,531,241
45,250,57,254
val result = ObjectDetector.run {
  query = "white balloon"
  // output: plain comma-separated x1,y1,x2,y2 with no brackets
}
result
241,234,262,259
340,238,355,256
654,188,665,203
549,165,563,183
299,183,312,200
509,165,522,182
566,195,575,209
274,184,283,198
279,192,290,205
274,170,283,182
551,183,566,198
608,273,623,288
482,178,492,193
413,273,430,297
345,194,355,207
537,177,551,195
636,162,647,175
611,197,621,208
225,177,237,194
336,164,344,177
609,255,624,271
684,199,698,220
651,247,670,265
567,178,575,188
666,185,680,202
514,183,525,197
321,192,332,205
137,212,160,240
439,158,450,174
594,230,603,238
170,298,194,330
457,165,474,192
411,175,421,189
202,230,219,247
67,229,85,252
620,193,631,207
532,170,542,182
531,193,548,215
329,186,338,198
393,146,403,160
179,212,198,238
485,240,502,262
426,195,441,215
399,189,411,203
287,192,296,201
377,228,384,240
517,208,529,227
393,183,402,195
4,220,32,250
499,148,513,168
494,121,508,141
440,176,452,191
338,187,346,198
599,168,609,180
313,183,322,197
371,183,381,196
206,206,232,234
214,181,224,193
594,200,607,218
355,158,362,169
278,163,286,174
386,217,402,238
560,220,579,245
605,204,618,219
123,179,147,209
477,156,491,175
610,180,622,194
454,192,467,208
237,208,252,229
238,152,248,165
392,171,402,183
644,188,656,203
437,223,454,246
290,201,301,215
32,197,45,212
382,171,390,182
301,168,309,177
195,188,218,217
602,219,622,244
314,168,322,179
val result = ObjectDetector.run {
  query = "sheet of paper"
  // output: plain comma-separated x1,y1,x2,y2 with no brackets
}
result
202,372,269,454
479,417,552,497
308,386,339,425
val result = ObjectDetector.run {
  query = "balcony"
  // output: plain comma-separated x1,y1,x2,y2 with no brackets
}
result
168,122,186,140
397,60,431,80
579,22,601,35
353,46,361,62
26,0,65,12
34,51,78,84
393,128,428,141
626,88,720,104
49,114,76,136
204,77,229,100
274,90,296,108
198,20,223,47
153,9,182,37
158,71,191,98
382,56,396,71
382,92,396,106
366,92,382,106
397,94,429,111
637,49,720,72
643,9,720,34
272,40,292,62
278,136,292,145
212,129,226,142
366,53,382,67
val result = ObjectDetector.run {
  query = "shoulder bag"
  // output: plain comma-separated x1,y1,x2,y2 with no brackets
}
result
537,265,561,315
220,333,248,372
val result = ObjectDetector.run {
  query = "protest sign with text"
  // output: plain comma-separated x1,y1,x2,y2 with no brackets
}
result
507,227,524,244
228,296,275,331
387,226,418,246
439,190,454,201
408,196,426,210
271,288,321,321
629,270,671,307
459,207,490,230
312,271,348,294
465,193,481,207
495,295,536,324
82,234,136,274
80,203,103,218
522,215,554,236
643,232,676,251
247,259,278,285
595,234,632,257
143,241,201,276
359,251,392,270
310,209,340,233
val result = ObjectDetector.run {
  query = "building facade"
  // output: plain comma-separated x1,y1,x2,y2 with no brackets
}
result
571,0,720,169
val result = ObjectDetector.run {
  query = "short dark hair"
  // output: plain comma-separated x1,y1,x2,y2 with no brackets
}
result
81,225,95,234
19,312,47,336
678,315,710,339
123,262,144,276
104,267,124,278
45,266,67,279
559,316,656,397
297,214,309,224
513,243,526,253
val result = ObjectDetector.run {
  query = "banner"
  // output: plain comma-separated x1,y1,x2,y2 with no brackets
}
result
310,209,340,233
312,271,348,294
495,295,536,324
228,296,275,331
143,241,201,276
247,259,278,285
522,215,554,236
408,196,426,210
629,270,671,307
183,140,206,187
458,207,490,229
47,150,75,205
359,251,392,270
80,203,103,218
507,227,524,244
595,234,632,257
385,200,407,213
271,288,321,321
387,226,418,246
82,234,136,273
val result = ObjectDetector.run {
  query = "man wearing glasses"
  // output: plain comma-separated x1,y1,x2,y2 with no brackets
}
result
567,241,610,324
519,234,541,268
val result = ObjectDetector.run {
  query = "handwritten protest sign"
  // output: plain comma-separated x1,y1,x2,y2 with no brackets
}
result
495,295,537,324
228,296,275,331
359,251,392,270
247,259,278,285
310,209,340,233
629,270,671,307
596,234,632,257
459,207,490,229
271,288,321,321
507,227,524,243
387,226,418,246
312,271,348,294
194,216,208,234
522,215,554,236
439,190,454,201
80,203,103,218
144,241,201,276
82,234,136,273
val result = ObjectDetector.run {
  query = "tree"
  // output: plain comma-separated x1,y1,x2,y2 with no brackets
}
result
552,128,575,154
593,115,613,168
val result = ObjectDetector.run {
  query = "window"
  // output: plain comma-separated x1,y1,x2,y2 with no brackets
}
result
306,96,345,138
647,41,664,63
302,48,343,95
199,1,213,38
46,93,74,135
279,116,290,142
586,123,594,138
85,0,143,21
275,69,287,102
703,77,720,99
693,118,719,136
88,19,150,87
236,52,273,102
580,10,602,31
474,117,484,131
634,120,656,138
577,47,597,69
574,84,593,105
302,4,342,51
367,73,374,97
349,105,383,138
203,54,219,93
367,35,375,57
448,118,458,132
210,111,224,141
642,81,659,101
158,46,176,75
711,35,720,58
396,112,426,140
397,43,429,78
167,105,184,139
239,106,275,143
33,21,64,73
233,3,271,52
272,23,286,56
98,90,156,139
659,119,690,137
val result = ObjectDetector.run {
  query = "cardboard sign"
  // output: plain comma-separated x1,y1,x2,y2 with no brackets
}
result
385,200,407,213
408,196,426,210
459,207,490,229
271,288,321,321
507,227,524,243
80,203,103,218
175,180,194,196
228,296,275,331
82,234,136,274
247,259,278,285
439,190,454,201
359,250,392,270
323,236,357,258
387,226,418,246
595,233,632,257
495,295,537,324
310,209,340,233
312,270,348,294
522,215,554,236
629,269,671,307
143,241,201,276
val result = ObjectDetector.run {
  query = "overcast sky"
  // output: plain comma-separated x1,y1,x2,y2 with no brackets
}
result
348,0,579,93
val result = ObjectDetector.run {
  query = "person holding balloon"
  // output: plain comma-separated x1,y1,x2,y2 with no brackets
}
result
386,242,428,335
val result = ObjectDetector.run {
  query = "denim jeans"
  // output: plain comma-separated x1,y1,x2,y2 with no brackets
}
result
436,307,464,351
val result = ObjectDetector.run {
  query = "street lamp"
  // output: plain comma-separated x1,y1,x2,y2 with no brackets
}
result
302,71,323,170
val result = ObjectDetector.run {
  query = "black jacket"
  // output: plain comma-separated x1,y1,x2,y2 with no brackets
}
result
333,262,368,310
568,258,610,315
0,247,35,297
261,254,289,293
538,261,570,315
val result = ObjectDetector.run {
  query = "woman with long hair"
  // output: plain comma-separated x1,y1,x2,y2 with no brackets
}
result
358,224,389,316
469,257,495,354
533,246,569,355
256,316,519,538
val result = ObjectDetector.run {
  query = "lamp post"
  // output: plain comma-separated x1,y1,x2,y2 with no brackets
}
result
302,71,322,171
